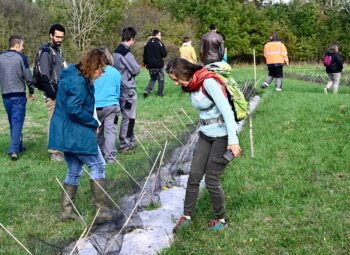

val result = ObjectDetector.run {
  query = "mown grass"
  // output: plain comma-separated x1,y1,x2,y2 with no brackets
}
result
1,65,350,254
162,70,350,255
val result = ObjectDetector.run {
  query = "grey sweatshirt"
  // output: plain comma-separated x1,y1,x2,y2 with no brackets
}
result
0,50,34,97
113,42,141,90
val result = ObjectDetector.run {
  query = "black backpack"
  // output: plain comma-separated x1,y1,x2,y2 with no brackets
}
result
32,44,54,91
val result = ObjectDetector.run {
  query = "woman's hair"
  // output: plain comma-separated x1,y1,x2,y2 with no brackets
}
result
77,48,106,79
183,36,191,43
99,47,114,66
329,44,339,53
166,57,202,81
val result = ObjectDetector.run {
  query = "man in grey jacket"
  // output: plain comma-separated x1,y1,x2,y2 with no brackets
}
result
113,27,141,153
0,35,35,161
200,24,224,65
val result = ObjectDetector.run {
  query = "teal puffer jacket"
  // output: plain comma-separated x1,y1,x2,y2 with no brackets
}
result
48,64,99,155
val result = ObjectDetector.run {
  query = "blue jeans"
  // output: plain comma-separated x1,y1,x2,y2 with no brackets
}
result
3,96,27,153
63,147,106,186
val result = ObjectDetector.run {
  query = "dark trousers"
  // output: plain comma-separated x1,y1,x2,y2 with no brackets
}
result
3,96,27,153
184,132,228,219
145,68,164,96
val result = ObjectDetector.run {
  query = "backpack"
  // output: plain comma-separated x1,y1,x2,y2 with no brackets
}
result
323,55,332,67
205,61,249,122
32,44,55,91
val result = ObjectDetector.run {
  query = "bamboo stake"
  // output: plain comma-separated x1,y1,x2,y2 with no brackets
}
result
161,122,184,146
55,178,87,227
82,167,135,227
180,108,196,127
0,223,33,255
84,208,100,238
114,159,143,189
104,152,161,255
249,114,255,158
145,128,162,149
134,134,153,161
152,141,168,194
253,49,257,88
173,109,190,133
68,228,88,255
103,191,146,255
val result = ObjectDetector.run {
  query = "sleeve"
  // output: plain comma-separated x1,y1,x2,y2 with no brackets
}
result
20,54,35,94
65,82,99,129
199,37,204,62
124,52,141,76
192,47,197,63
143,44,147,66
204,79,239,145
160,42,167,58
281,43,289,64
39,49,51,81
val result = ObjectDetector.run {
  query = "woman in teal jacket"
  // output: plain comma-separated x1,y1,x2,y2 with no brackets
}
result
49,49,113,224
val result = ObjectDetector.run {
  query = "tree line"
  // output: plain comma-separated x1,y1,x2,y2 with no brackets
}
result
0,0,348,64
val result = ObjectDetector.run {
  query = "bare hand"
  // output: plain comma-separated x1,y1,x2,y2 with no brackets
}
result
28,94,35,101
227,144,241,157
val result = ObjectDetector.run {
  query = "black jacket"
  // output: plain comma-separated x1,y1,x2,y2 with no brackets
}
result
325,52,343,74
143,37,167,69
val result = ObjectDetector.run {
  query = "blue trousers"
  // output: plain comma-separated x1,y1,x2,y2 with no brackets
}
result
3,96,27,154
63,147,106,186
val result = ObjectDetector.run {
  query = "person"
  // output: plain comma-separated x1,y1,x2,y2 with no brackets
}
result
38,23,66,161
113,27,141,153
261,32,289,92
94,48,121,163
143,30,167,98
166,57,241,231
200,24,224,65
323,44,343,95
179,36,197,64
0,35,35,161
48,49,113,224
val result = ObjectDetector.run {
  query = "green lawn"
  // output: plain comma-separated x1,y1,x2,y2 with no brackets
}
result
1,66,350,254
163,70,350,255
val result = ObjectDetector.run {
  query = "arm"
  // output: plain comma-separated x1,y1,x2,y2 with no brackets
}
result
20,54,35,95
159,41,167,58
65,82,99,129
191,47,197,63
281,43,289,65
203,79,239,146
124,52,141,76
199,37,204,63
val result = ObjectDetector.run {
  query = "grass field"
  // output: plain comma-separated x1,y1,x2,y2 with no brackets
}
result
1,65,350,254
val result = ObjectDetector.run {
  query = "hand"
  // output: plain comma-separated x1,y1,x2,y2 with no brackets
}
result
28,94,35,101
227,144,241,157
96,127,100,135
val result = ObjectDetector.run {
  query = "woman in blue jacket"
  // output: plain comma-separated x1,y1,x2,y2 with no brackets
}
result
166,58,241,232
49,48,113,224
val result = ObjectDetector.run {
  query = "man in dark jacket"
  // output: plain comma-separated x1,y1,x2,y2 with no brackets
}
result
38,23,66,161
143,30,167,97
200,24,224,65
0,35,35,160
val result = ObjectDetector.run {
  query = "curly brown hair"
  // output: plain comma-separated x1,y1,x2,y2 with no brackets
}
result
77,48,106,80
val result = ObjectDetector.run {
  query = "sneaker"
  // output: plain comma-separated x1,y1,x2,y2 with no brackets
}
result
143,91,149,98
261,82,269,89
324,88,328,94
51,153,64,161
174,216,191,232
276,88,282,92
10,152,18,161
208,219,227,231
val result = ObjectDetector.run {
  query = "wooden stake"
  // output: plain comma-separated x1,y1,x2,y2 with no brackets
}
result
0,223,33,255
68,228,88,255
253,49,257,88
249,114,255,158
161,122,184,146
134,134,153,161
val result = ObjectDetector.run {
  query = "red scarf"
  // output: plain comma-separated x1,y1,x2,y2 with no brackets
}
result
187,68,226,95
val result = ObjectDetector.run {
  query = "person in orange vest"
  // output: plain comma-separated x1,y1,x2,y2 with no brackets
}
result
261,32,289,92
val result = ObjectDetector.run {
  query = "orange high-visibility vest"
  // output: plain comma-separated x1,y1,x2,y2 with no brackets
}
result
264,41,289,65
